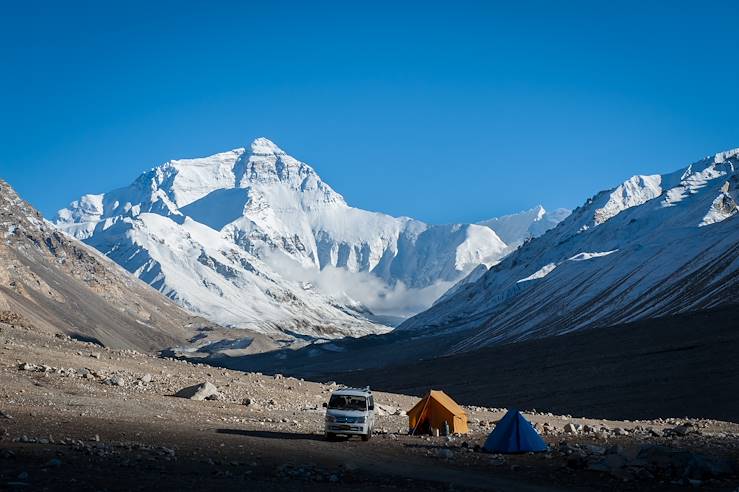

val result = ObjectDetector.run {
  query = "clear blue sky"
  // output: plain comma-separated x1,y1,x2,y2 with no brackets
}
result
2,1,738,223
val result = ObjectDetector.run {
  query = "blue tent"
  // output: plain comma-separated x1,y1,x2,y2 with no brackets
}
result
483,409,548,453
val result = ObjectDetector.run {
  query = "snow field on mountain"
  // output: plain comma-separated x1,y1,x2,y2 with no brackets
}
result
399,148,739,353
57,138,567,339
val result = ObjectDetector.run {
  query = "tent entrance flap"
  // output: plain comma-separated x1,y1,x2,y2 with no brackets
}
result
410,393,432,435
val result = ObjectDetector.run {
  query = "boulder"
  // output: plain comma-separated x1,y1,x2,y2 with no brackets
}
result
376,404,399,416
437,448,454,459
108,376,126,386
670,424,694,436
583,444,606,456
563,423,579,434
174,382,220,401
646,427,663,437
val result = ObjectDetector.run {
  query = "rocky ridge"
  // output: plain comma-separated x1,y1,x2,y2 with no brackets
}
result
0,179,232,352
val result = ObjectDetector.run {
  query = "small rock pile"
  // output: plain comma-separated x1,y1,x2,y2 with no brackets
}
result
11,433,178,462
17,361,154,389
375,404,406,417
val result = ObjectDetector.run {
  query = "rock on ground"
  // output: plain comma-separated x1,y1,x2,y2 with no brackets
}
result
174,382,220,401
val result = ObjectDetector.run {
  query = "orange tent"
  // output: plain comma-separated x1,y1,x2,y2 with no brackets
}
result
407,390,469,435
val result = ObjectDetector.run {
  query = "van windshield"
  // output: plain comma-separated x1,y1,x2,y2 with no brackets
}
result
328,395,367,411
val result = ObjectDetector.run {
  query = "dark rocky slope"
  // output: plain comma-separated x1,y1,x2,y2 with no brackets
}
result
337,306,739,422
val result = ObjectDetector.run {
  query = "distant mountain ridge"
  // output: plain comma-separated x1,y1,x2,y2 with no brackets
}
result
478,205,571,247
399,148,739,353
56,138,567,339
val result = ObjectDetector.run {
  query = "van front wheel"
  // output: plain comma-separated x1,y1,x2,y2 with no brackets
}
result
361,431,371,442
325,433,337,441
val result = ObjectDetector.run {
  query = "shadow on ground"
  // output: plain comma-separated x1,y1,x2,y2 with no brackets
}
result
216,428,326,441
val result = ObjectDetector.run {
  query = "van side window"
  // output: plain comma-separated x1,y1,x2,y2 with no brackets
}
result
368,395,374,410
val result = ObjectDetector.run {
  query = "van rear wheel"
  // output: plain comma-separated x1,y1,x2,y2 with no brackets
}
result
325,432,337,441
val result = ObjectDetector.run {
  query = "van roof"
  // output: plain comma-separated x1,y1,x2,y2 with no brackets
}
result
331,387,371,397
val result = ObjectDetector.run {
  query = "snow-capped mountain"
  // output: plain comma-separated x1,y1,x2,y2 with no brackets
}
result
399,148,739,353
478,205,571,247
57,137,555,338
431,205,571,307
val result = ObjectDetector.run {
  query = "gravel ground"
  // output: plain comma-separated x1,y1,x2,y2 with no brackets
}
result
1,323,738,491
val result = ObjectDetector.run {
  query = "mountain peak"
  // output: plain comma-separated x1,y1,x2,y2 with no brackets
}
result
250,137,285,156
714,147,739,164
477,205,569,246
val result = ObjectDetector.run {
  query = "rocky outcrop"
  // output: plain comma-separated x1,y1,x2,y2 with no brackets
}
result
0,179,221,352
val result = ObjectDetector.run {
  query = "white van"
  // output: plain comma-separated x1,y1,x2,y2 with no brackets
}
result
324,386,375,441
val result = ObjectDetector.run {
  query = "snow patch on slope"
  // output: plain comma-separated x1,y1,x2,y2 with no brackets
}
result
517,263,557,283
516,251,616,284
568,250,618,261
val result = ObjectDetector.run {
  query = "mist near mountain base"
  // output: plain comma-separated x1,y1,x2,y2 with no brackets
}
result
264,251,454,321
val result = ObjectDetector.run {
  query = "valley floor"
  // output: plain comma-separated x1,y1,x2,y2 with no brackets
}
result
1,323,738,491
229,306,739,423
